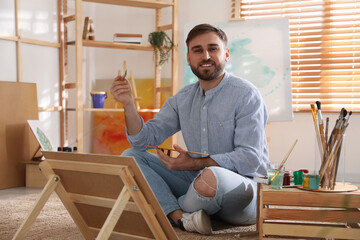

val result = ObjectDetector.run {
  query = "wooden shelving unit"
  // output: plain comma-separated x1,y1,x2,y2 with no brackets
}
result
62,0,178,152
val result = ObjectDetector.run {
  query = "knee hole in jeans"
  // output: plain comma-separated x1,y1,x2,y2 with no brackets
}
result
193,169,217,198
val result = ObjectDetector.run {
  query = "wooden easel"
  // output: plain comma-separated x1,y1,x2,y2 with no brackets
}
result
31,145,43,161
13,151,178,240
117,61,141,110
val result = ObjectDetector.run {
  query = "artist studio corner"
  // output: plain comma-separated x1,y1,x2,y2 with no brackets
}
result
1,0,360,240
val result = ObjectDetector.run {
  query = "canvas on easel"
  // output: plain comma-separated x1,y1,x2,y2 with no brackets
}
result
27,120,54,151
27,120,54,160
13,151,178,240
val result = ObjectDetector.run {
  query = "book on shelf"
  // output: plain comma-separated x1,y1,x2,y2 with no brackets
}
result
113,33,142,44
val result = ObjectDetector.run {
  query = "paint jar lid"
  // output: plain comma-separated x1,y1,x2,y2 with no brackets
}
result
91,91,106,94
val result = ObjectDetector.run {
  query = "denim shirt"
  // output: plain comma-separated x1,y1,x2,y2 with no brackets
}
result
127,72,270,177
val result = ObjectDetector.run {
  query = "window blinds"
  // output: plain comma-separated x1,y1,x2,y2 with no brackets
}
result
231,0,360,112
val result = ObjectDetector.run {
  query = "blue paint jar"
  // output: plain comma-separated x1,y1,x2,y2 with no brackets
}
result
308,174,320,190
91,91,107,108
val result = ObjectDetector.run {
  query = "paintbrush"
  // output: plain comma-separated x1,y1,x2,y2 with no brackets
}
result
330,111,352,189
316,101,326,152
117,69,127,80
325,117,329,145
320,109,345,185
311,104,324,158
145,145,210,156
269,139,298,184
319,126,347,184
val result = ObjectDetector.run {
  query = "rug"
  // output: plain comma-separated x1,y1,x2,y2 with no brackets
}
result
0,192,257,240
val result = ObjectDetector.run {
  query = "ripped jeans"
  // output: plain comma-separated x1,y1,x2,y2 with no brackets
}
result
122,148,258,225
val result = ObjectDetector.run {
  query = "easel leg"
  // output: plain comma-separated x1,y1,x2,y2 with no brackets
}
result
12,174,60,240
119,167,168,240
31,145,42,160
40,161,95,240
96,185,131,240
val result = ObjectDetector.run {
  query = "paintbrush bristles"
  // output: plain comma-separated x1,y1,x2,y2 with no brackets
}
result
316,101,321,110
310,104,317,122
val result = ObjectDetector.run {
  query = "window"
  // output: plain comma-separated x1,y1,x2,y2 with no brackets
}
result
231,0,360,112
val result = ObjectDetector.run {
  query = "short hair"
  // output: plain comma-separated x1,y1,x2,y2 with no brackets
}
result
186,24,228,49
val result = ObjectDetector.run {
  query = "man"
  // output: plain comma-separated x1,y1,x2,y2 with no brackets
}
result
110,23,270,235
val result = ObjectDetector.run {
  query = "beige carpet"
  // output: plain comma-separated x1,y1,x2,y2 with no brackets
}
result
0,192,257,240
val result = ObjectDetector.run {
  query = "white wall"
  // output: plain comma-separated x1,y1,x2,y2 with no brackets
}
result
0,0,61,150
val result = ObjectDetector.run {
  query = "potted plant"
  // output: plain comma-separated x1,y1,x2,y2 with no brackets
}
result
148,31,174,67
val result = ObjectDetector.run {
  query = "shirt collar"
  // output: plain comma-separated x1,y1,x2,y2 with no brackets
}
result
202,72,229,96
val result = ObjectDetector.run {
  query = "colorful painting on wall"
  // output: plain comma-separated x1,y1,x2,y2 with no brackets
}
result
92,78,172,155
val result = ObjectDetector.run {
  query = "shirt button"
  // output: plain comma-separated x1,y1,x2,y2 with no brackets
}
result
203,106,206,110
203,128,206,132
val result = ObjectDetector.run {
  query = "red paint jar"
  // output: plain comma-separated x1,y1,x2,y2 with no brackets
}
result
283,171,290,186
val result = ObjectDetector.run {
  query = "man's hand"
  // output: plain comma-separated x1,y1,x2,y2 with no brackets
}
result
110,73,142,135
155,144,218,171
110,74,133,107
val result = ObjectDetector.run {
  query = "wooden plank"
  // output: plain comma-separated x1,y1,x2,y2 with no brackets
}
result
69,193,141,213
262,189,360,208
82,39,153,51
263,222,360,239
21,38,60,48
157,24,173,31
26,163,47,188
58,0,65,148
40,161,95,239
263,208,360,223
257,183,263,239
38,106,63,112
83,0,173,9
64,15,76,22
0,35,18,41
119,167,168,240
63,0,69,147
89,227,155,240
13,174,60,239
0,82,39,189
96,186,131,239
65,82,76,89
46,159,126,175
15,0,22,82
170,0,178,148
155,86,172,92
75,0,84,152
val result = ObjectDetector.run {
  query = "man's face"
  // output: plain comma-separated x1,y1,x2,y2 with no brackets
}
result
187,32,230,81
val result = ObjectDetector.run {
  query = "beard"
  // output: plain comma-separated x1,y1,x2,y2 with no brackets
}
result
190,60,225,81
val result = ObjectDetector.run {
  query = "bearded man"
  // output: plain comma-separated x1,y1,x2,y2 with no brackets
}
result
111,23,271,235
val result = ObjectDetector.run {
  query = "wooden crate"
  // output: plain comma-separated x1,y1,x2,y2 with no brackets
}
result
258,184,360,239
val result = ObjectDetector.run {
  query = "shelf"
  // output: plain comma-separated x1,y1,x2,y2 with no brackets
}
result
38,106,63,112
68,40,153,51
84,108,160,112
83,0,174,9
64,0,178,152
